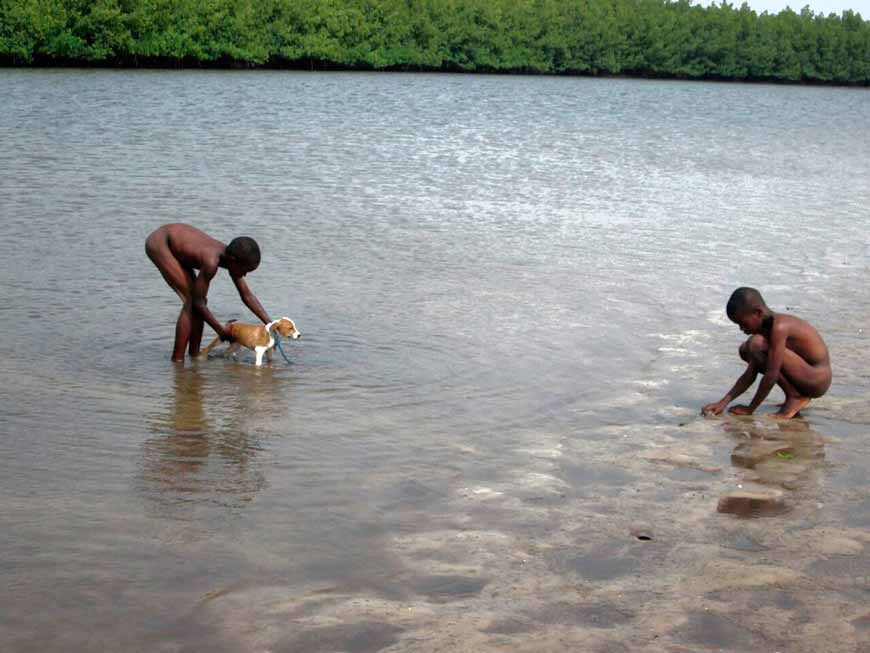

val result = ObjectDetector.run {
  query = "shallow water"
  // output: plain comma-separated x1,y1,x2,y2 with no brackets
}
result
1,70,869,652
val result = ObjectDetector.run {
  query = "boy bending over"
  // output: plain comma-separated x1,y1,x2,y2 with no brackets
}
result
702,287,831,420
146,224,271,362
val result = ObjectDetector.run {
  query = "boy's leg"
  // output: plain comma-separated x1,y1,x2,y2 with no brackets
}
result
773,373,811,418
187,283,205,357
746,334,830,395
188,316,205,357
775,352,831,421
739,336,765,364
146,237,196,362
739,335,830,417
779,351,832,400
173,305,194,362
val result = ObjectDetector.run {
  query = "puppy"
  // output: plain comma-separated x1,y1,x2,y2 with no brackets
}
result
200,317,300,366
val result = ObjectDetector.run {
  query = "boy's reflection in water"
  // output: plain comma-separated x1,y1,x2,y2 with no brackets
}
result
723,418,826,518
140,362,289,531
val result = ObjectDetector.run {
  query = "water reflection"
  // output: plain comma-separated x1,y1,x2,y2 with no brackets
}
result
720,418,826,517
146,363,212,480
139,363,291,526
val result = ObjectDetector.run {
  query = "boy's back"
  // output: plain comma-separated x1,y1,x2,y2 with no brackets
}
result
769,313,829,369
151,223,225,272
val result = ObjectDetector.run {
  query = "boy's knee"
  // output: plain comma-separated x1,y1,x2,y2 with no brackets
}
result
739,335,767,361
748,334,767,353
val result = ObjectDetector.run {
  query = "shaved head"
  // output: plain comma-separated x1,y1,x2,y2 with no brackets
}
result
726,287,767,319
226,236,261,270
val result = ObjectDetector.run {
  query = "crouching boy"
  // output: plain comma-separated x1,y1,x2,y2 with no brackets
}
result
702,287,831,419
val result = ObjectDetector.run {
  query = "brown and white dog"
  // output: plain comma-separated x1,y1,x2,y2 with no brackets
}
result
200,317,300,366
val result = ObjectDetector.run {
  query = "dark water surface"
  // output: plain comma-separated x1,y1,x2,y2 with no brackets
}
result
1,70,869,652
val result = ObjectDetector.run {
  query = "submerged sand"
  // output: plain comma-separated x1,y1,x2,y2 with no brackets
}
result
172,408,870,653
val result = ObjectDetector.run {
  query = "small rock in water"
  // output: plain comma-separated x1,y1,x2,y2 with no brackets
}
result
717,488,788,517
630,526,653,541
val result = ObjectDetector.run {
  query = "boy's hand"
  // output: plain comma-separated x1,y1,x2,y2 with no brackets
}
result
728,405,753,416
219,327,234,342
701,401,726,416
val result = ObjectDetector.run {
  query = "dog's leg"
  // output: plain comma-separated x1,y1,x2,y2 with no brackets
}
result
225,342,241,359
266,347,274,363
254,346,267,366
197,336,223,359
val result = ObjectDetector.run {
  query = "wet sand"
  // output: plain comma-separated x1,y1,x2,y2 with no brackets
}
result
132,408,869,653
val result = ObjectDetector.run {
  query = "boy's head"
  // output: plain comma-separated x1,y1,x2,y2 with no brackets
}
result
225,236,261,275
726,287,770,334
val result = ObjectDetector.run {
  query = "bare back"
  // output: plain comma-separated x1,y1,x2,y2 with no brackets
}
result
772,312,829,367
155,223,226,272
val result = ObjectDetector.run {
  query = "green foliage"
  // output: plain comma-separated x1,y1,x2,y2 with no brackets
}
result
1,0,868,83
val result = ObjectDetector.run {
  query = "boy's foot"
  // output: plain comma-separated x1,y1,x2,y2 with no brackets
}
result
772,396,811,419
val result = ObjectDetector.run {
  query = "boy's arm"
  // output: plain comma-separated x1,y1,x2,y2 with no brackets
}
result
192,264,230,339
743,324,787,413
702,361,759,415
232,275,271,324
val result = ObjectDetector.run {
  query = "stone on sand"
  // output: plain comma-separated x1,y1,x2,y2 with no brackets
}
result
717,486,788,517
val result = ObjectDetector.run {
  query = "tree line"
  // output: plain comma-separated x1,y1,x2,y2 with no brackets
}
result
1,0,868,84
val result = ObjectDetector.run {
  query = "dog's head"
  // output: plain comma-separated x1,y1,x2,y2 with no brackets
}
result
274,317,300,339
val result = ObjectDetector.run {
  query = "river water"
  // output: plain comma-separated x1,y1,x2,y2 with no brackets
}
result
1,70,869,652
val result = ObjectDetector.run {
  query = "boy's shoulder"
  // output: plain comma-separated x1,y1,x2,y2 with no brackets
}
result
773,312,804,328
773,312,821,338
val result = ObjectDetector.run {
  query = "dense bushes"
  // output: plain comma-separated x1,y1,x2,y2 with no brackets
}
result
1,0,868,84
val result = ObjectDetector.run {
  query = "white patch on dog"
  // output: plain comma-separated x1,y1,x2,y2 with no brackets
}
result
254,346,269,366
